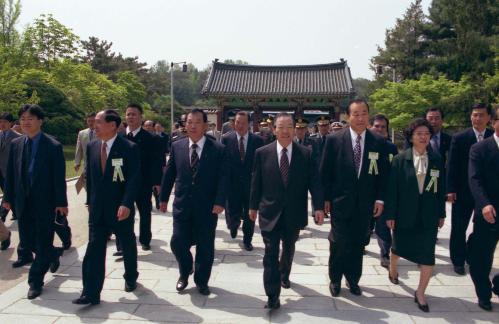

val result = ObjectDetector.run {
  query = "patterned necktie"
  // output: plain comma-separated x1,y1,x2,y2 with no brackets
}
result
477,133,484,142
430,134,439,152
100,142,107,174
239,136,245,161
280,147,289,187
89,129,94,141
191,143,199,175
353,134,361,176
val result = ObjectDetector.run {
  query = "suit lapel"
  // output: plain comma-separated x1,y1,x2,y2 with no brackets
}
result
196,137,211,176
270,142,285,189
359,130,374,179
244,134,254,165
404,148,421,196
31,133,47,185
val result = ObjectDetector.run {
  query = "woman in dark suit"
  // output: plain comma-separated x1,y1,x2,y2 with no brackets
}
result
385,118,446,312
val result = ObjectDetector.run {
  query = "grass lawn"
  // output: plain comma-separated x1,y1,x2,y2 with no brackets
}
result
63,145,79,179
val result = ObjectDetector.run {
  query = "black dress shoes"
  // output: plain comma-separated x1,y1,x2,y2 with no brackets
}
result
27,287,42,299
176,277,188,291
478,299,492,311
281,278,291,289
72,295,100,305
346,282,362,296
244,243,253,251
49,258,60,273
388,272,399,285
113,251,123,257
1,231,11,250
414,291,430,312
329,282,341,297
12,258,33,268
125,281,137,292
265,296,280,309
453,265,466,275
197,285,211,296
230,228,237,239
141,244,151,251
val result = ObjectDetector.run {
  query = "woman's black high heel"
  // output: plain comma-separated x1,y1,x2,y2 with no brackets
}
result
414,291,430,312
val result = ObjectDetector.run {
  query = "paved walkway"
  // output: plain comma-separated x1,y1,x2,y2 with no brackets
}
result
0,182,497,323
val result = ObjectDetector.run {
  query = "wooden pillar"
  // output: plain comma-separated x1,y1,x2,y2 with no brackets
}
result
252,101,262,133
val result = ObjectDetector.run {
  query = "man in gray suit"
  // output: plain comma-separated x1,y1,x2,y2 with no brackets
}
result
0,112,21,222
75,112,97,173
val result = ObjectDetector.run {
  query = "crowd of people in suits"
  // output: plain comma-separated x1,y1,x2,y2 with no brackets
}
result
0,100,497,314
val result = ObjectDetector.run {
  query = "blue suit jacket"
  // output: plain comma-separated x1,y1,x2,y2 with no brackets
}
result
160,136,228,221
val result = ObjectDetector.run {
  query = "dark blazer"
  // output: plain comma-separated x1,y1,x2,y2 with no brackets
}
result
385,148,446,229
320,128,389,220
0,129,21,177
128,128,163,187
249,141,324,232
222,132,264,215
4,133,67,218
86,135,141,224
468,136,499,228
386,140,399,162
447,128,493,199
160,136,228,221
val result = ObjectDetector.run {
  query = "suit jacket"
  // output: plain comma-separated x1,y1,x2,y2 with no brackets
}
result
75,128,95,168
127,128,163,188
4,133,67,218
222,132,264,215
386,140,399,163
385,148,446,229
160,136,228,221
249,142,324,232
320,128,389,221
86,135,141,224
446,128,494,201
0,129,21,176
468,136,499,229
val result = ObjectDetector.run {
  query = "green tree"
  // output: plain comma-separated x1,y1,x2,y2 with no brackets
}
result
23,14,80,69
0,0,21,47
116,70,146,104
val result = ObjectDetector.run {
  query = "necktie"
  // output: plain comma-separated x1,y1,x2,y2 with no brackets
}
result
89,129,94,141
0,132,5,149
23,138,33,187
239,136,245,161
191,143,199,176
101,142,107,174
430,135,439,152
280,147,289,187
321,136,326,147
127,132,134,140
354,134,361,176
477,133,484,142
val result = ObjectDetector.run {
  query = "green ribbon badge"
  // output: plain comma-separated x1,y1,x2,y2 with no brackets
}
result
112,158,125,182
389,153,394,163
368,152,379,175
425,169,439,193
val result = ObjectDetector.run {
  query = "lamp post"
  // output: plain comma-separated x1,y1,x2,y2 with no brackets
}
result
170,61,188,131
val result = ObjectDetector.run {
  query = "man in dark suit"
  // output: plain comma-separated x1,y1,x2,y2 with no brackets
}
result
249,113,324,309
467,107,499,311
320,99,389,297
73,109,140,306
160,108,228,296
425,107,451,164
222,111,263,251
447,103,493,275
311,115,330,163
0,112,21,222
118,104,162,252
2,104,68,299
294,118,314,149
369,114,398,268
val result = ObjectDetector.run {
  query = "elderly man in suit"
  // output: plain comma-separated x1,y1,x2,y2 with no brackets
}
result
467,107,499,311
73,109,140,306
321,99,389,297
74,112,96,173
0,112,21,222
250,113,324,309
222,111,263,251
2,104,68,299
447,103,493,275
160,108,228,296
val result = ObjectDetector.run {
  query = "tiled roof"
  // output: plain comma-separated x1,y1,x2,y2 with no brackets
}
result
201,61,355,98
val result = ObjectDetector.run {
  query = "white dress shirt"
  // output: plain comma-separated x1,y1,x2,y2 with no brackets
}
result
126,126,141,138
236,132,249,153
349,127,366,178
276,141,292,165
189,136,206,161
472,128,486,142
102,134,118,157
494,133,499,149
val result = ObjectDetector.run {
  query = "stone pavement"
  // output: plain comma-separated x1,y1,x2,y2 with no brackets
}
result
0,196,497,323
